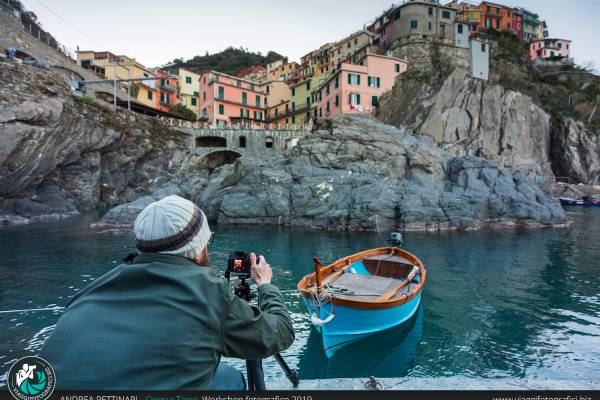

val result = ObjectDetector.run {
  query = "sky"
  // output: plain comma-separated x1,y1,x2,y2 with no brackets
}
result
20,0,600,70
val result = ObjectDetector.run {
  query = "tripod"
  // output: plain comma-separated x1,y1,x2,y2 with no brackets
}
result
226,273,300,389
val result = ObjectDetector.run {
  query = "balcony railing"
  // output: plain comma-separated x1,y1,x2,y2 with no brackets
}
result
158,83,177,93
215,96,265,109
486,11,501,18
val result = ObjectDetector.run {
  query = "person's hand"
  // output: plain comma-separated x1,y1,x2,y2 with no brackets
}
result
250,252,272,287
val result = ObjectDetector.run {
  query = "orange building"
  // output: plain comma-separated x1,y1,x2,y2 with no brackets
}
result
154,69,179,114
479,1,506,32
198,71,267,128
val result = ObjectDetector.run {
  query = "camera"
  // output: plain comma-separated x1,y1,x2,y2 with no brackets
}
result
227,251,254,278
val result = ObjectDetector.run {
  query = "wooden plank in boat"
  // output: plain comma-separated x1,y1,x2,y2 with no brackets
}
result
328,273,402,297
363,254,414,264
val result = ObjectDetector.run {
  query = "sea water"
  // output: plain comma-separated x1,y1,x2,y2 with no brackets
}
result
1,209,599,385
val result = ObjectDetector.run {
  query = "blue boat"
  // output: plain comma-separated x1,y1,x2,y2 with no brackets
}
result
560,196,600,206
297,246,427,358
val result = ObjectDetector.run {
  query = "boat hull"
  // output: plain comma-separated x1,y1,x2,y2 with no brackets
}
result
304,292,422,358
560,198,600,206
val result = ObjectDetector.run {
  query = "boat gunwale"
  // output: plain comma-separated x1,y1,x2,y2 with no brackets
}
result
296,246,427,310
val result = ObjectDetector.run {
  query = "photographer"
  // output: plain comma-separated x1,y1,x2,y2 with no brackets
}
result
39,195,295,390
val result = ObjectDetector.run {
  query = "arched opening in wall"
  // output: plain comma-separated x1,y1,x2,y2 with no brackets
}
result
196,136,227,148
202,150,241,174
239,136,247,148
265,136,274,149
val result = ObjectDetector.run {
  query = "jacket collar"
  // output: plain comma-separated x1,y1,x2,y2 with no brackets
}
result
131,252,199,267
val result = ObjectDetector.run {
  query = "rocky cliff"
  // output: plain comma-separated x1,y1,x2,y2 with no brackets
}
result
379,35,600,187
0,61,188,224
98,115,567,231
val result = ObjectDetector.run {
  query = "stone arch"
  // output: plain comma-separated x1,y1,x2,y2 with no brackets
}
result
196,136,227,148
202,150,241,173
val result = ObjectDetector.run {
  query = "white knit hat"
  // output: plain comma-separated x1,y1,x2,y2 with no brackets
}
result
133,195,212,260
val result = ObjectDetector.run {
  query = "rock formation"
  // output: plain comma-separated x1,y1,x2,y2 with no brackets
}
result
0,62,188,225
99,115,567,231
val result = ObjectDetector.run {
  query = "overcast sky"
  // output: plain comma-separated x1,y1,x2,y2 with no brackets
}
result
21,0,600,70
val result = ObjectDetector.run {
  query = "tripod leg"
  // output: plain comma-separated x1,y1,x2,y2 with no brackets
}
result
246,359,266,390
274,353,300,388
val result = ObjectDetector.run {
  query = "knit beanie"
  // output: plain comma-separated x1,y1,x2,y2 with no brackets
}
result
133,195,212,260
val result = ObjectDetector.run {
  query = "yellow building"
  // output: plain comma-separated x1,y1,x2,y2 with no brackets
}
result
259,80,292,128
267,61,300,82
76,50,159,110
177,68,200,116
289,79,312,127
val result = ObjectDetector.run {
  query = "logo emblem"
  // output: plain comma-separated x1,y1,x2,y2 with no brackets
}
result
7,356,55,400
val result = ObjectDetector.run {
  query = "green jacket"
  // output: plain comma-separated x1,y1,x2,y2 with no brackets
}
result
39,252,294,389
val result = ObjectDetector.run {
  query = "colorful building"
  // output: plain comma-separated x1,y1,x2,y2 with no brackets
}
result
314,54,408,122
449,1,482,34
529,38,571,61
154,69,179,114
332,31,374,68
76,50,160,112
177,68,200,117
259,81,292,127
520,8,543,41
289,79,313,127
511,8,524,38
236,65,266,83
267,60,300,81
366,6,394,50
198,71,267,128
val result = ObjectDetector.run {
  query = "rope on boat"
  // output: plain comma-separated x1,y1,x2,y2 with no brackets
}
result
309,283,336,327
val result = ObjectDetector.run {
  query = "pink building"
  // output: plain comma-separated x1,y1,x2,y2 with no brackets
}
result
314,54,407,122
198,71,268,128
529,38,571,61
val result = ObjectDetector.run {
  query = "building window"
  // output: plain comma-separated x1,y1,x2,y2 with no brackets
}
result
368,76,381,87
306,96,311,106
326,83,330,95
191,97,197,106
253,111,258,119
239,136,246,148
292,102,296,112
335,76,339,88
291,87,295,96
495,19,500,29
457,24,463,34
242,92,247,105
428,22,432,31
394,10,400,20
193,91,199,96
481,43,486,52
347,42,351,48
147,90,153,100
411,20,418,29
236,80,241,87
326,101,330,111
442,11,451,19
250,83,254,91
428,7,433,16
395,63,401,73
240,108,244,117
218,86,224,99
372,95,379,106
203,92,206,101
265,136,274,148
185,76,192,84
255,95,260,107
335,95,339,107
348,73,360,85
306,81,311,90
219,104,224,114
349,93,361,105
292,116,296,123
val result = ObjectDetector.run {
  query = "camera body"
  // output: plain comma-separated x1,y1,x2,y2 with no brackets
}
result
227,251,254,279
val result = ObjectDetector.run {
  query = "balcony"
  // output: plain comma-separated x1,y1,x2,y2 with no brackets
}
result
215,96,265,109
158,83,177,93
486,11,501,18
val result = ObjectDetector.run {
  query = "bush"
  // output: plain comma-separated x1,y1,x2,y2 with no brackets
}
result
171,103,197,121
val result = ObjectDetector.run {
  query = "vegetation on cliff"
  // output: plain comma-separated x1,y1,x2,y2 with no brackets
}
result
165,47,285,76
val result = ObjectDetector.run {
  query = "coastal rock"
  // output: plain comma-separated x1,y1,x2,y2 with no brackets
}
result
379,67,555,183
550,118,600,185
0,62,189,224
98,115,567,231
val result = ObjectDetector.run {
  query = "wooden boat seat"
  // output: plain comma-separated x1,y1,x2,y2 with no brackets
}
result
363,254,415,279
327,273,403,299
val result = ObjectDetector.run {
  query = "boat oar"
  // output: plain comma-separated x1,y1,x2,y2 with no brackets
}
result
377,265,420,301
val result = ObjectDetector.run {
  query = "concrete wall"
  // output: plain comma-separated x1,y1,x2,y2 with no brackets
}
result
179,128,309,157
0,8,123,101
470,39,490,81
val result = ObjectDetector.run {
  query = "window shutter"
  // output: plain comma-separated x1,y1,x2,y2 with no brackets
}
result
357,75,361,85
368,76,372,86
377,77,381,87
357,94,360,105
348,73,351,84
